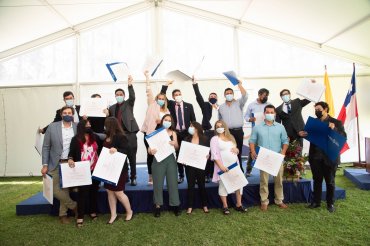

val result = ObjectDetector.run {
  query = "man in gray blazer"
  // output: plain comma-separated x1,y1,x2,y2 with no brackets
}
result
109,75,139,186
41,106,77,224
276,88,311,146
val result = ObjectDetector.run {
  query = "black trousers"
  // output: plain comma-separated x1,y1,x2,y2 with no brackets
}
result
126,132,138,179
229,128,244,172
185,166,208,208
77,178,100,219
204,130,215,178
176,130,188,178
143,133,153,175
310,159,337,205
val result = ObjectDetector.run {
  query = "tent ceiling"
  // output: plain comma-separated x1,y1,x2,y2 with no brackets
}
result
1,0,370,64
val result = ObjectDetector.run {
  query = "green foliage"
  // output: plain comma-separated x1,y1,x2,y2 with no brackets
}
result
0,166,369,246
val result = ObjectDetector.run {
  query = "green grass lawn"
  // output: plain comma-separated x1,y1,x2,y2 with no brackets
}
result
0,166,369,246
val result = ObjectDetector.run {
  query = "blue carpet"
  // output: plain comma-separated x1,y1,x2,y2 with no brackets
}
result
344,168,370,190
16,165,345,216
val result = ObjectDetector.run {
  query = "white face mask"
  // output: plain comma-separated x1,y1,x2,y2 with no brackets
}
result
265,113,275,122
175,95,183,103
216,127,225,134
282,95,290,103
65,99,74,107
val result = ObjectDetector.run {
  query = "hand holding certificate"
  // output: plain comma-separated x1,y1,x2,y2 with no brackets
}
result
254,147,285,176
296,78,325,103
92,147,127,185
177,141,210,170
145,127,175,162
79,98,108,117
60,161,92,188
43,174,53,204
218,163,248,194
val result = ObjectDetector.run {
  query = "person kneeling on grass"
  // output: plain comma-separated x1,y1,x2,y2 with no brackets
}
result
210,120,247,215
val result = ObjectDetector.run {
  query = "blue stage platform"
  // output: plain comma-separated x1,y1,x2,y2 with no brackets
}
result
344,168,370,190
16,166,346,216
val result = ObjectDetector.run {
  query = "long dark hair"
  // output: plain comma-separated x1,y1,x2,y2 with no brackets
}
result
76,119,96,145
104,117,124,140
188,121,207,143
160,114,175,130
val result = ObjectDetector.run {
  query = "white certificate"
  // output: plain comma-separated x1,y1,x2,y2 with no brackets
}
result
43,174,53,204
79,98,108,117
177,141,210,170
254,147,285,176
92,147,126,186
35,127,44,156
165,70,192,82
296,79,325,103
145,127,175,162
60,161,92,188
219,163,248,194
254,112,265,126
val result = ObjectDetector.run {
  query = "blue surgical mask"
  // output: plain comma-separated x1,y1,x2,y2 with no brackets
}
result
157,99,165,107
65,99,74,107
163,121,172,129
282,95,290,103
225,94,234,102
188,126,195,135
265,113,275,122
62,115,74,122
116,96,124,104
209,98,217,104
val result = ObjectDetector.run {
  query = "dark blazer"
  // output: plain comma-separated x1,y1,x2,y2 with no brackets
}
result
276,98,310,139
42,105,81,133
192,83,214,131
68,133,103,162
308,116,346,167
184,135,209,147
109,85,139,133
161,85,196,130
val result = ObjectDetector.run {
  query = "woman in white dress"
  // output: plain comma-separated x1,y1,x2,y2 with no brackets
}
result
210,120,248,215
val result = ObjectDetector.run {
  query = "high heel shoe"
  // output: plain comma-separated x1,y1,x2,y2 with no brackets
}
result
186,208,193,215
125,211,134,221
106,215,120,225
203,207,209,213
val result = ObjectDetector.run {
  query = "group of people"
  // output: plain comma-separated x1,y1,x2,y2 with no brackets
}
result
40,73,346,227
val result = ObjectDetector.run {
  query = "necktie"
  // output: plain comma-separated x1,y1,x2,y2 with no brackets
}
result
286,103,291,114
178,104,184,130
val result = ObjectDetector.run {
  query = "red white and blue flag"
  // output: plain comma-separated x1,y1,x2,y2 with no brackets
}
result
337,65,358,154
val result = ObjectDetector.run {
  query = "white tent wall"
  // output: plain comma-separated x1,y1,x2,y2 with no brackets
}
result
0,75,369,177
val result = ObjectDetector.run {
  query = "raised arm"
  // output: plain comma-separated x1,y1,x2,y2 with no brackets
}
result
127,75,135,107
192,77,205,112
237,79,248,108
144,71,154,105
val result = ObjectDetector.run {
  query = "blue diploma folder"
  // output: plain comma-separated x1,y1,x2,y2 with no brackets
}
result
223,71,239,86
304,116,346,161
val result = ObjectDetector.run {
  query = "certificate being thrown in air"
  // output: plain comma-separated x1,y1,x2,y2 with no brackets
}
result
60,161,92,188
296,78,325,103
218,163,248,194
253,146,285,176
177,141,210,170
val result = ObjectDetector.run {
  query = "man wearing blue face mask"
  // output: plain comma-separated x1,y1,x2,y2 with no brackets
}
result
41,106,77,224
249,104,289,211
109,75,139,186
40,91,82,134
191,76,219,182
276,88,311,147
218,80,248,172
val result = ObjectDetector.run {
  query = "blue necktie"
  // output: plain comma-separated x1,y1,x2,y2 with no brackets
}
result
178,104,184,130
286,103,291,114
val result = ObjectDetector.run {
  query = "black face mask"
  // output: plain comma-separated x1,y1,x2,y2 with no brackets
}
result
209,98,217,105
85,127,93,134
261,97,268,104
315,111,323,119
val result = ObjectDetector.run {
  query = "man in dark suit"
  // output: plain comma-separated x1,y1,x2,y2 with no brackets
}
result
109,75,139,186
276,88,311,146
299,102,346,212
40,91,82,134
41,106,77,224
191,77,218,182
161,84,196,183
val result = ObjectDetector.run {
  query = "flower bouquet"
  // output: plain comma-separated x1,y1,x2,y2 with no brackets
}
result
283,140,308,181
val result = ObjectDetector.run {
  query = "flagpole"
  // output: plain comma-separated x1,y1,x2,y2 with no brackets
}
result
353,63,364,167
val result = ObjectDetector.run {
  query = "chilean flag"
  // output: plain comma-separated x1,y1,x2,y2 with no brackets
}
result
337,65,358,154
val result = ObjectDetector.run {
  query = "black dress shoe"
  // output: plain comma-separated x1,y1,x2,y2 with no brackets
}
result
178,177,184,184
327,204,336,213
174,206,181,216
154,207,161,218
205,176,211,183
130,178,137,186
306,203,321,209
